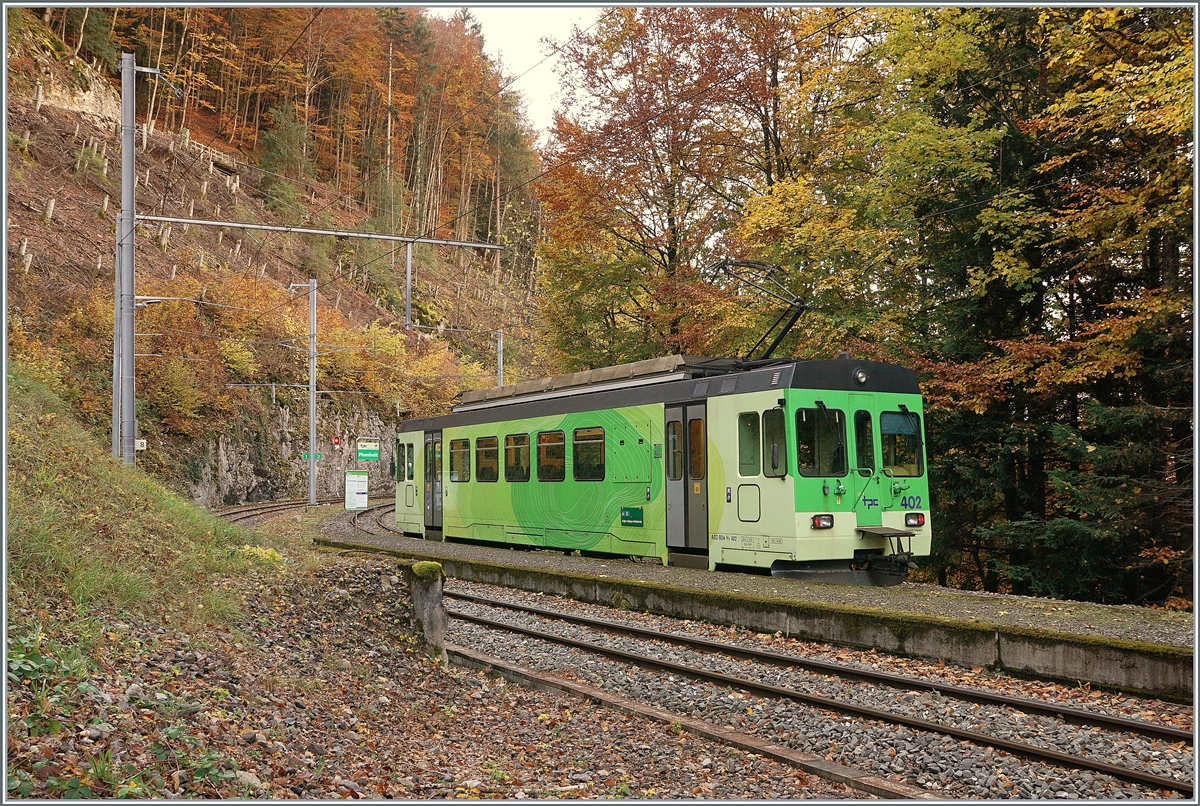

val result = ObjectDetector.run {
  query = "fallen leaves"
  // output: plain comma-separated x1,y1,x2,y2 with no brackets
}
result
7,555,863,799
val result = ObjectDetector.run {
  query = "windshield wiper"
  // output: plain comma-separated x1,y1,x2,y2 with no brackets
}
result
815,400,846,472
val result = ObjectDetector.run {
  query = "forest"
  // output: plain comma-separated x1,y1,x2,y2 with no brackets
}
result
537,7,1193,607
8,6,1193,606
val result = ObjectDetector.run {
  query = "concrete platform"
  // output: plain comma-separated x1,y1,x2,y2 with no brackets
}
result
315,531,1193,700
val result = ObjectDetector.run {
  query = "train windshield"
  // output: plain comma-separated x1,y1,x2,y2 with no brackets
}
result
795,407,847,477
881,411,923,477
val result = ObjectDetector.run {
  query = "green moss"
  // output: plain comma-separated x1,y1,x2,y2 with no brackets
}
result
410,561,443,582
318,536,1192,666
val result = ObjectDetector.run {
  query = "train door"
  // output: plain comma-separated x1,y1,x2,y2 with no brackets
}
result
685,404,708,548
404,439,416,509
849,394,882,527
665,407,686,548
665,404,709,550
423,431,443,539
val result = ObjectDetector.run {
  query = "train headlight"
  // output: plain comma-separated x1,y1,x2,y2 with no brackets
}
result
811,514,834,529
852,367,868,386
905,512,925,527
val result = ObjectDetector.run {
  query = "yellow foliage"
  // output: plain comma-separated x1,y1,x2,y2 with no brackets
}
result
7,315,69,396
217,339,258,378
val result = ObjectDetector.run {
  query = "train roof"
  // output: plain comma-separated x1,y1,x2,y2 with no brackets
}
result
456,355,741,410
400,354,921,433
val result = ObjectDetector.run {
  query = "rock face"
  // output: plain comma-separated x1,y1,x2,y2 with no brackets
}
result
36,66,120,123
189,405,401,507
9,22,122,124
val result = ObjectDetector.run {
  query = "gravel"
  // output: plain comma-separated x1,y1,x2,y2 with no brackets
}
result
447,590,1194,800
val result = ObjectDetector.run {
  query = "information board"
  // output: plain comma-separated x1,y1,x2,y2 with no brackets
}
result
357,438,380,461
344,470,369,511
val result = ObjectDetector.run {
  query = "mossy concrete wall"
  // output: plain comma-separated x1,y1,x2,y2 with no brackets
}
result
318,538,1192,699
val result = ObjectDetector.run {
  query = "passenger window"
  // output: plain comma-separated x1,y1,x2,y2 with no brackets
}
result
406,443,414,481
687,419,705,480
854,410,875,477
505,434,531,482
448,439,471,482
763,408,787,478
795,407,847,477
433,439,442,483
666,420,683,481
537,431,565,481
476,436,499,482
881,411,923,477
395,441,406,482
737,413,760,477
573,427,605,481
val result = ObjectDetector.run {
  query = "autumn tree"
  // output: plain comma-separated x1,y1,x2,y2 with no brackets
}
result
539,8,758,365
735,7,1192,602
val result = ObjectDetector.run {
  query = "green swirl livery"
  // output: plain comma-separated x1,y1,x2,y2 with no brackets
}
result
395,355,931,585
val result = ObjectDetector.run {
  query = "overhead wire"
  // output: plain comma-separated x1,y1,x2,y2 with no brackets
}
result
110,8,1144,390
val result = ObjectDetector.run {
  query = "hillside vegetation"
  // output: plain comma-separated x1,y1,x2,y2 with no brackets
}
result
6,363,290,635
5,7,1193,606
6,7,552,498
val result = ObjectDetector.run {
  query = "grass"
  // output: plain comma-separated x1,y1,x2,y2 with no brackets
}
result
5,363,320,644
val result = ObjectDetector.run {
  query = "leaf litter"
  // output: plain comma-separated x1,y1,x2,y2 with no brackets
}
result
7,556,857,799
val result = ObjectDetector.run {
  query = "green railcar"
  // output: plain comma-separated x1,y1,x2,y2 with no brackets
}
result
394,354,930,585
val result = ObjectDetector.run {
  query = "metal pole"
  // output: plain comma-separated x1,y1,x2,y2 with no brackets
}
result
497,329,503,387
308,278,317,506
119,53,137,466
405,241,412,328
112,238,121,457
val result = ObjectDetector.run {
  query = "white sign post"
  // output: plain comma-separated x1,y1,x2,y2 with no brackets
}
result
345,470,369,534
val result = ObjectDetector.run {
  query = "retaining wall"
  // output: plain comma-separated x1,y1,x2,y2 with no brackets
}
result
317,538,1192,700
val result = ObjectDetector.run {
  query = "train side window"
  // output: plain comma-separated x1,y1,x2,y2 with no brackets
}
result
795,407,847,477
573,427,605,481
406,443,415,481
881,411,923,477
687,419,705,480
448,439,471,482
762,408,787,478
433,438,442,483
505,434,531,482
476,436,499,482
537,431,565,481
666,421,683,481
737,412,760,477
395,441,406,482
854,410,875,477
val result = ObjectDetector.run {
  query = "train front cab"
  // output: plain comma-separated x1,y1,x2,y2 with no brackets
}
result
707,386,931,584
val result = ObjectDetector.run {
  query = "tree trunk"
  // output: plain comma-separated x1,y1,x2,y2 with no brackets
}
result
72,7,89,57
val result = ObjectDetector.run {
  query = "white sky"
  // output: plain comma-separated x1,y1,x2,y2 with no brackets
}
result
423,5,605,140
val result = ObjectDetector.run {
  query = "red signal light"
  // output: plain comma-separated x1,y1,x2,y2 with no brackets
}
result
332,436,341,446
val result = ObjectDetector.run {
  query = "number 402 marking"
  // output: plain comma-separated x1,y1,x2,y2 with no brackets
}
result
900,495,923,509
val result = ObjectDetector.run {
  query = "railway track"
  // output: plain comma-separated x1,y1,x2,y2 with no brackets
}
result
338,503,1194,797
218,497,340,524
445,589,1193,799
220,497,395,526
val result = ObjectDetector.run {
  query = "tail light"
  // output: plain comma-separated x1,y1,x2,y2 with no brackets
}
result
811,514,834,529
905,512,925,527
